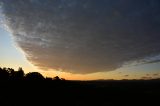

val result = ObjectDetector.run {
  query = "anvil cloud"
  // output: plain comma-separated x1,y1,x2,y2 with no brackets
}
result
1,0,160,74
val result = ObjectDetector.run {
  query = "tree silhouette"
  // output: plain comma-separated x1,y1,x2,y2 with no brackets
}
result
8,67,24,80
0,67,66,81
25,72,45,81
0,67,9,80
14,67,24,80
54,76,61,81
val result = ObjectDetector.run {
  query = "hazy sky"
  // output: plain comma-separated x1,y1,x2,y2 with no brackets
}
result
0,0,160,80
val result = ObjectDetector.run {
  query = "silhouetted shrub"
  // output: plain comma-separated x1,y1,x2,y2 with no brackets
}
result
25,72,45,81
61,78,65,81
54,76,61,81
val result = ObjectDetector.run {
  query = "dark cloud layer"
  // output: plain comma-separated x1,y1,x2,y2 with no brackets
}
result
1,0,160,74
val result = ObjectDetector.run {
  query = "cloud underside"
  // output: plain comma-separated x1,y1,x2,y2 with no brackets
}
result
1,0,160,74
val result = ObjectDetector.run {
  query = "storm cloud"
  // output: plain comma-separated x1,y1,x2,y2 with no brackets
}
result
1,0,160,74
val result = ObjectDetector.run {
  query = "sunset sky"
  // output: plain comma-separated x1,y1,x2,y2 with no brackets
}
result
0,0,160,80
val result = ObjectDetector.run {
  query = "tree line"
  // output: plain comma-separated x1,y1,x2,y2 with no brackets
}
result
0,67,65,81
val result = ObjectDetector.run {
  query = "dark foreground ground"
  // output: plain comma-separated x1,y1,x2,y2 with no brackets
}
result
0,80,160,106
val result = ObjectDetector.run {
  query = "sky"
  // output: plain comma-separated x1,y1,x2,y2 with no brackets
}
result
0,0,160,80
